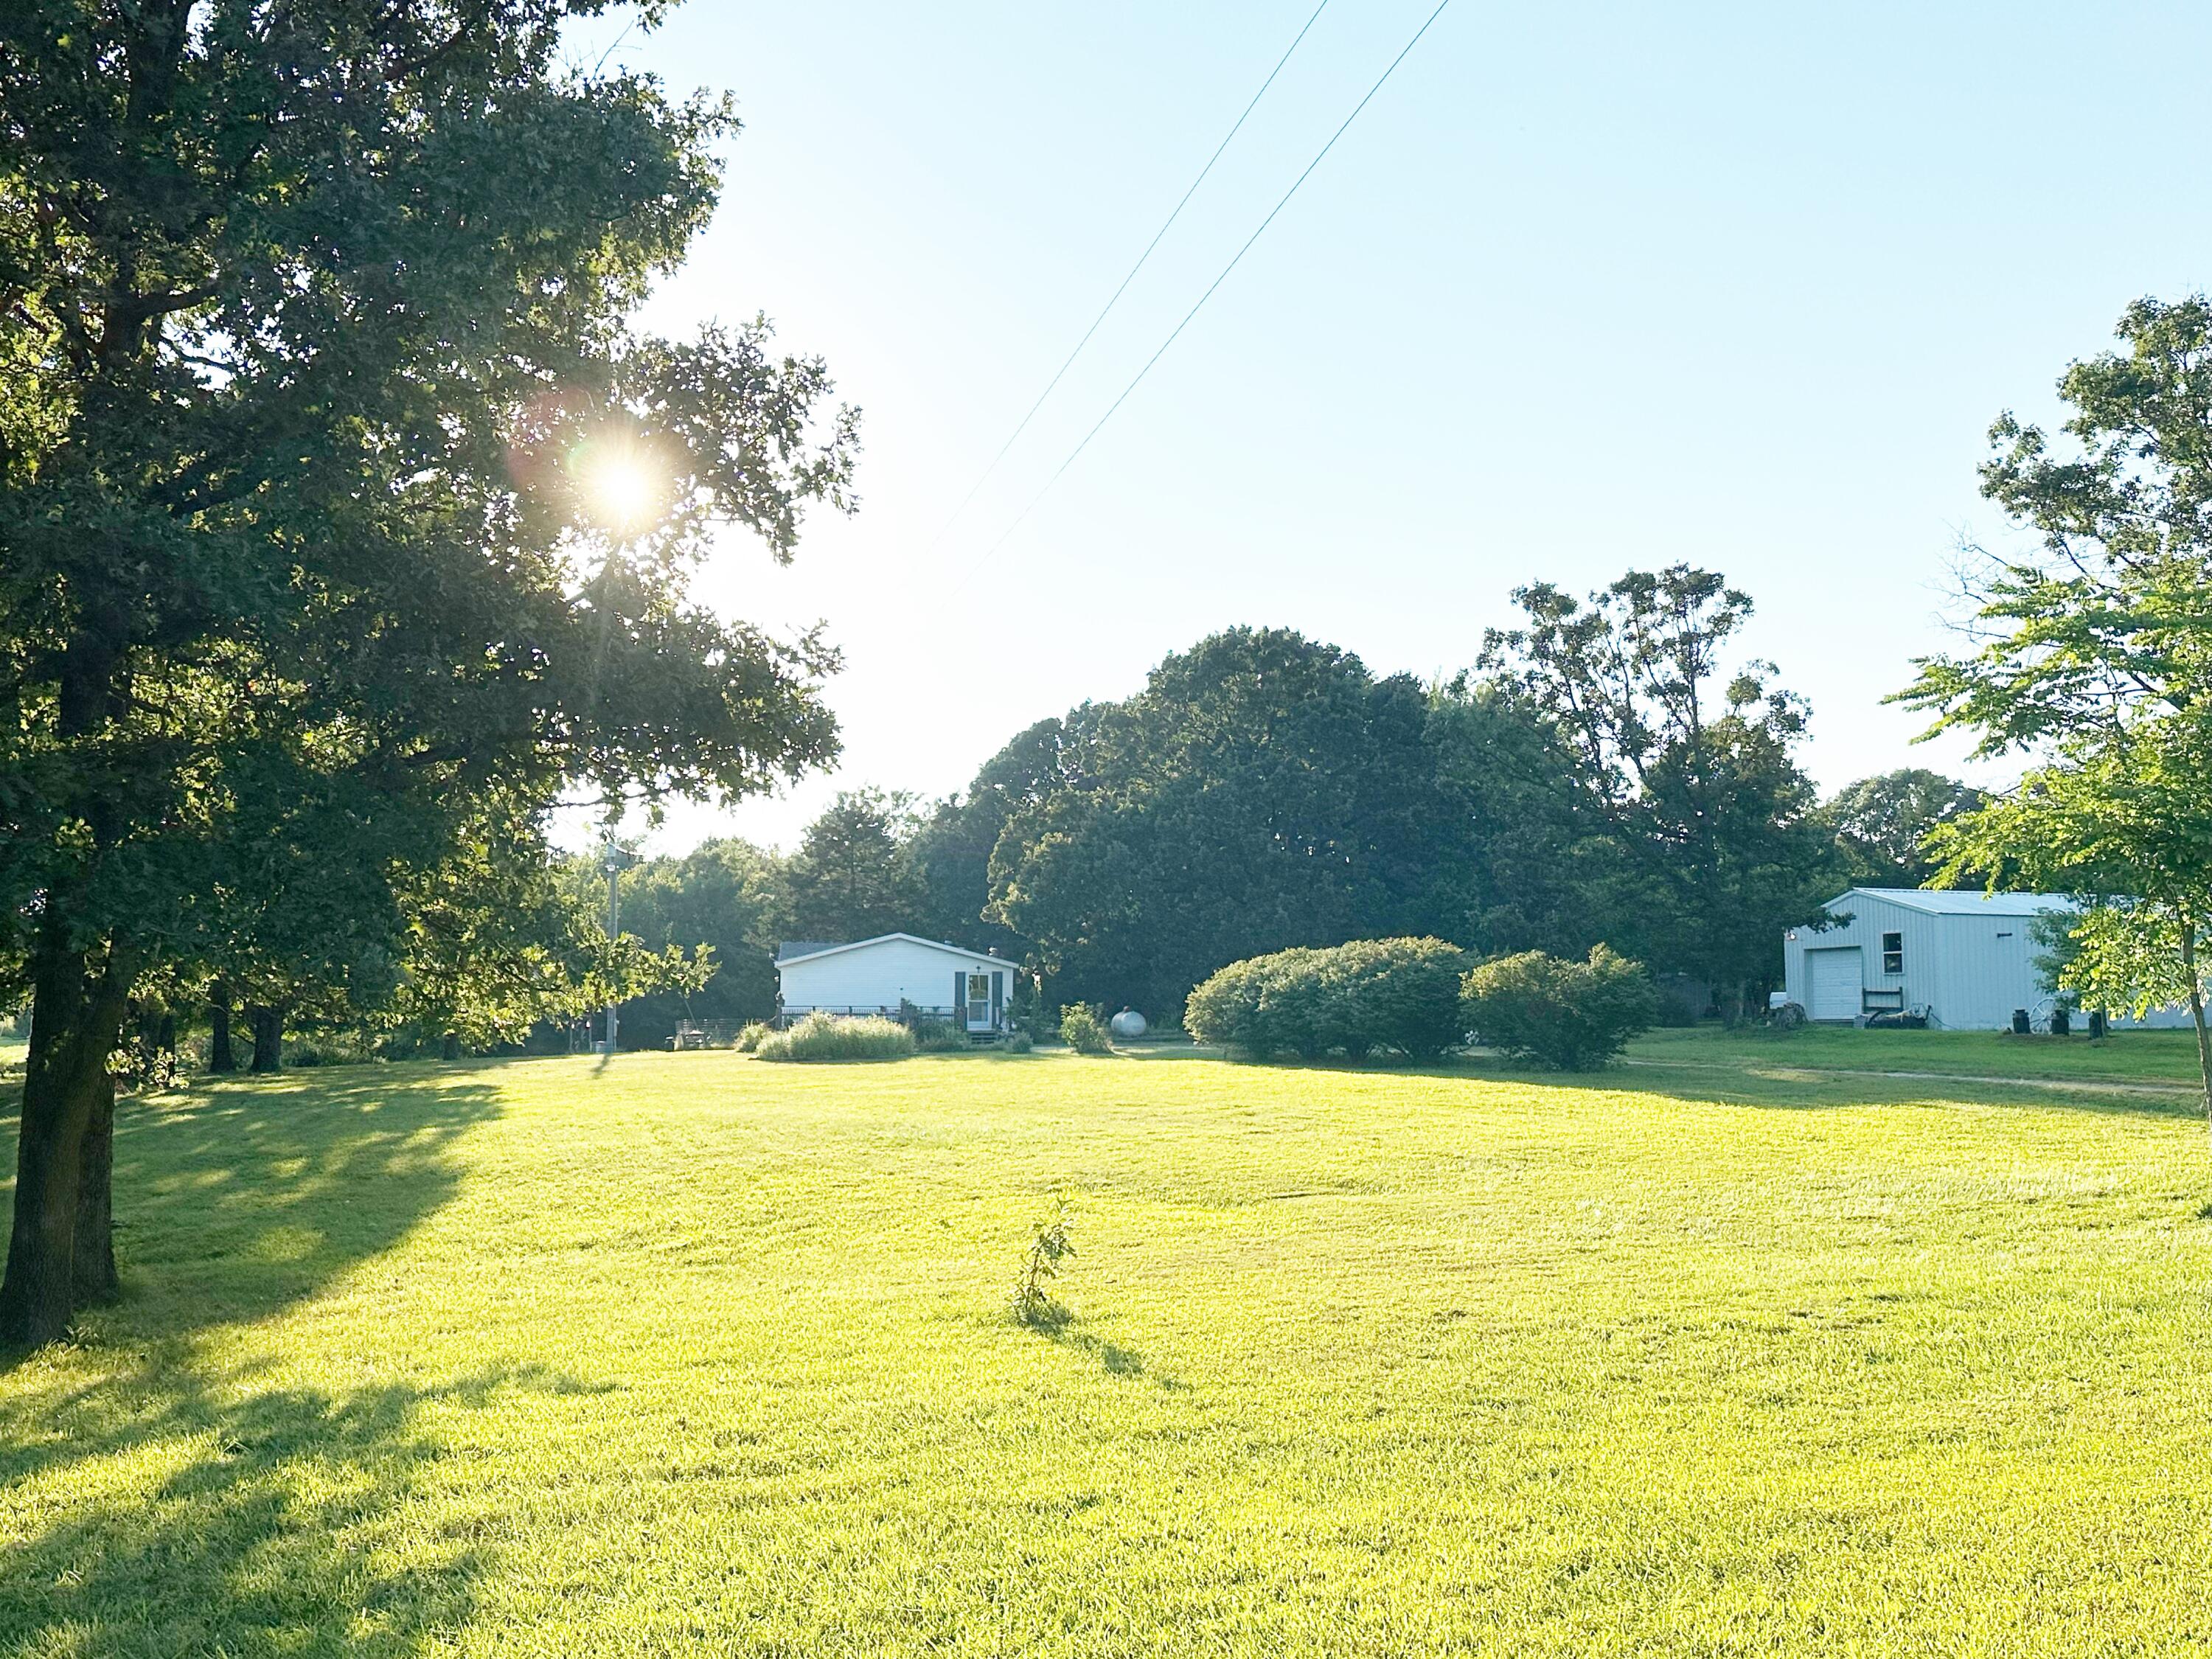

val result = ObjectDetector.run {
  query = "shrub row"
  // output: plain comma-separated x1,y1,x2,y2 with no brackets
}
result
753,1012,916,1062
1183,938,1469,1060
1186,939,1658,1069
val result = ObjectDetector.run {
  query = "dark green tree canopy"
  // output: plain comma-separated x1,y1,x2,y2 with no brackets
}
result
1481,566,1837,1002
0,0,858,1345
1823,769,1986,889
987,627,1455,1014
781,787,927,945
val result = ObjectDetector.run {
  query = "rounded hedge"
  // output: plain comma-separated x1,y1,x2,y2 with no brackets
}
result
1184,937,1469,1061
1459,945,1656,1071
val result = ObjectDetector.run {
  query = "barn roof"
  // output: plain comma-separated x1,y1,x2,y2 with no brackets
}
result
1830,887,2076,918
773,933,1015,968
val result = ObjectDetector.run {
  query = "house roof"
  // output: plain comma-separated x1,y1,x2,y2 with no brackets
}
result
1829,887,2077,919
773,933,1016,969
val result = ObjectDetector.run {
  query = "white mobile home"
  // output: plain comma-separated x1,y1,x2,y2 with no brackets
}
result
774,933,1020,1035
1781,888,2191,1030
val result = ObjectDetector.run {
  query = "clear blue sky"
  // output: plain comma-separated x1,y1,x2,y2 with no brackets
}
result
562,1,2212,854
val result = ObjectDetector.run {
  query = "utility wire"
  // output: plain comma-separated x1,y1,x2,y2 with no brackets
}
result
982,0,1455,558
925,0,1333,552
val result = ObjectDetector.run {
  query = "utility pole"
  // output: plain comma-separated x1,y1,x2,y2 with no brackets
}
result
602,830,625,1054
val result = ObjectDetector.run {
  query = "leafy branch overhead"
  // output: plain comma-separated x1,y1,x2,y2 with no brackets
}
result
0,0,860,1346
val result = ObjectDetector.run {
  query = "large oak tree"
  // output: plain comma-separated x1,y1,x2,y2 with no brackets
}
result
0,0,858,1346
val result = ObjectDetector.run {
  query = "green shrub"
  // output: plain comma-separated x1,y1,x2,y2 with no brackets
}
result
1460,945,1657,1071
1058,1004,1111,1054
1001,1029,1034,1054
754,1012,915,1063
734,1020,773,1053
915,1020,971,1053
1183,938,1469,1061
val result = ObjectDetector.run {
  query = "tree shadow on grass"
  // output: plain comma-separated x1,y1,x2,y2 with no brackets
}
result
1110,1045,2202,1123
0,1064,503,1360
0,1067,532,1652
0,1358,602,1657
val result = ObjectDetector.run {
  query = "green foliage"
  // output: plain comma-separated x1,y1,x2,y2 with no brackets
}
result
1057,1004,1112,1055
1184,938,1469,1061
1481,568,1839,1010
1823,770,1987,888
733,1021,774,1054
0,0,860,1341
914,1020,972,1054
599,838,788,1046
752,1012,914,1063
782,787,930,944
989,630,1461,1015
1461,945,1658,1071
1001,1029,1034,1054
1899,297,2212,1103
1009,1199,1076,1328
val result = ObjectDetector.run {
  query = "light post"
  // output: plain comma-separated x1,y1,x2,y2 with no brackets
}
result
601,831,630,1054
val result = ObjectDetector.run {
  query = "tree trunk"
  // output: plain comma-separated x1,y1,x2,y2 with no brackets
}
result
440,1032,461,1062
208,994,236,1072
2180,921,2212,1131
0,939,131,1349
73,1091,118,1306
248,1005,282,1074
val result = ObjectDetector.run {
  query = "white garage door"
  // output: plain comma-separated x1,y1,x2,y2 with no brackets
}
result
1807,947,1864,1022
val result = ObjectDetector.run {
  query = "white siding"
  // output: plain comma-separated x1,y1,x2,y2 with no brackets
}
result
1784,891,2194,1029
778,938,1013,1019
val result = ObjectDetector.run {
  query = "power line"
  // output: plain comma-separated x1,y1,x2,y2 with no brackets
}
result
925,0,1334,552
982,0,1455,559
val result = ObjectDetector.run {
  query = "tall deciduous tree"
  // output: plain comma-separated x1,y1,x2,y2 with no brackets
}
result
1902,296,2212,1113
989,629,1454,1014
1823,769,1987,888
1481,566,1837,1015
599,838,788,1045
0,1,858,1346
782,787,928,945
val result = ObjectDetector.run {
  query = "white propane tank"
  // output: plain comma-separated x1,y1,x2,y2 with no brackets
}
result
1108,1008,1147,1040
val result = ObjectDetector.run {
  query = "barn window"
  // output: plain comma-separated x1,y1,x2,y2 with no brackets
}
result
1881,931,1904,975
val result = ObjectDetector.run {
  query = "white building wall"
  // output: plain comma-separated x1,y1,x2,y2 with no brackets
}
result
1785,894,1942,1018
778,938,1014,1017
1785,891,2193,1029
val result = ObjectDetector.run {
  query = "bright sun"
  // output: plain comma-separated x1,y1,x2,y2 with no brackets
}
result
582,446,665,536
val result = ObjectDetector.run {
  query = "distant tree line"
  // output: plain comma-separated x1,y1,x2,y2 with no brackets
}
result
610,568,1993,1036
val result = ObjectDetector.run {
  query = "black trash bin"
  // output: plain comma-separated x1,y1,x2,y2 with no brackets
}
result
2011,1009,2031,1035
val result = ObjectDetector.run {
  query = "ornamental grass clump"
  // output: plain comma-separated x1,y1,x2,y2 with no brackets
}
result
753,1012,914,1063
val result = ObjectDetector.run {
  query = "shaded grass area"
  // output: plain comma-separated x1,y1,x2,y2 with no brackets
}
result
6,1048,2212,1654
1632,1022,2210,1087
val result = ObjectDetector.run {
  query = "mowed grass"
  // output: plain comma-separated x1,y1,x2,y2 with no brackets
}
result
1633,1023,2211,1087
7,1049,2212,1655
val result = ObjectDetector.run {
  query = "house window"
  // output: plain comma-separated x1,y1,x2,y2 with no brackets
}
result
1881,931,1904,976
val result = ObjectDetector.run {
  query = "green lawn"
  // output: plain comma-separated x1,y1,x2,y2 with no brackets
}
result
1632,1022,2211,1087
7,1048,2212,1655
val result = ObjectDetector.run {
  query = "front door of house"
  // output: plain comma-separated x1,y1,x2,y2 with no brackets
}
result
965,973,993,1032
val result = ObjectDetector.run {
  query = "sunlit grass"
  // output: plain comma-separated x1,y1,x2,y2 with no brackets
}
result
1634,1022,2210,1085
6,1048,2212,1654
